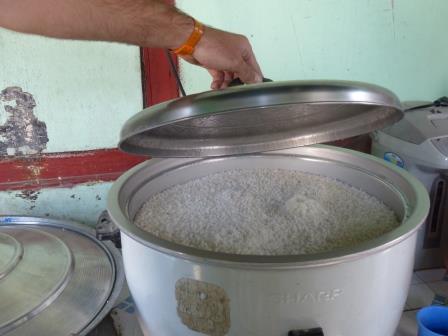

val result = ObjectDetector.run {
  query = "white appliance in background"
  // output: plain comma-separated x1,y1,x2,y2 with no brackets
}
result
371,97,448,270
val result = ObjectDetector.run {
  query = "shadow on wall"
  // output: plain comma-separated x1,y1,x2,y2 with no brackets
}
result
0,87,48,156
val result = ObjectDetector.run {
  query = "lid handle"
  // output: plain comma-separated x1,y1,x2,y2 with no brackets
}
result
228,77,273,87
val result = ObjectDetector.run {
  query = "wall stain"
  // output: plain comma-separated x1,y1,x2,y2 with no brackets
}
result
15,190,40,202
0,87,49,156
10,156,48,186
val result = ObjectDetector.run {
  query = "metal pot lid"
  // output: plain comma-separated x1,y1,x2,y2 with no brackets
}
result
119,80,403,157
0,216,124,336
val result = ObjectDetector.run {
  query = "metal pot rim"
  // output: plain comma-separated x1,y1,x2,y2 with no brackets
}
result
108,145,429,269
0,216,125,335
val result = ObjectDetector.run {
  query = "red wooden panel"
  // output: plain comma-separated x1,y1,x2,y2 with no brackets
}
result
141,48,179,107
0,149,147,191
141,0,179,107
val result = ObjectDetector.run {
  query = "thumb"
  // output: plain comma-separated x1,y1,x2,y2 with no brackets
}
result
235,59,263,84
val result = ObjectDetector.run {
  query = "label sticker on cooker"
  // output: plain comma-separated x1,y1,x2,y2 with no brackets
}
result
175,278,230,335
384,152,404,168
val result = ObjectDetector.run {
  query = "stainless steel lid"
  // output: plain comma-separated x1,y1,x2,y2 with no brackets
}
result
0,216,124,336
119,80,403,157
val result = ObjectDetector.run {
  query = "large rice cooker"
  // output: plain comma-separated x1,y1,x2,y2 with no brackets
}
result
107,81,430,336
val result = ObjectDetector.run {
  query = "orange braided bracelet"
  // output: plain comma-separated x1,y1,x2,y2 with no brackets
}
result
172,19,204,56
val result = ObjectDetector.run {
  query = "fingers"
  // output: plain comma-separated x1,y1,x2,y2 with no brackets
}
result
207,50,261,89
208,69,224,90
208,70,235,89
233,43,263,84
241,46,263,80
234,37,263,84
221,71,234,89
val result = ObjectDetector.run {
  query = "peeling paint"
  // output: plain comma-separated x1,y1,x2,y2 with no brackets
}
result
0,87,48,156
27,163,44,177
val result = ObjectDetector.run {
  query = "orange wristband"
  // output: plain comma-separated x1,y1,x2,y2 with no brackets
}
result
172,19,204,56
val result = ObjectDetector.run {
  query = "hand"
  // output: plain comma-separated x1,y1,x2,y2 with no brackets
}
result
181,26,263,90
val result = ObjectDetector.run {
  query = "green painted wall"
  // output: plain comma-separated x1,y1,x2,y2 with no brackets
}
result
0,29,142,152
0,183,112,225
0,29,142,225
177,0,448,101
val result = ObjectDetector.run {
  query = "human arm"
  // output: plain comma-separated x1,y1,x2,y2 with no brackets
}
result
0,0,263,88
